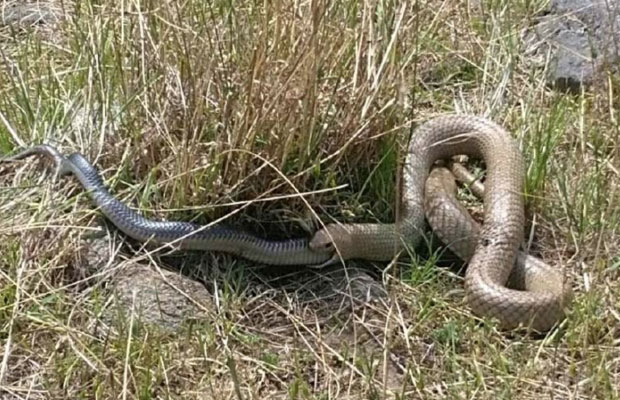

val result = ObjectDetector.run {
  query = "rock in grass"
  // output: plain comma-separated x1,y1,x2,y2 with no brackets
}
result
524,0,620,92
79,236,213,332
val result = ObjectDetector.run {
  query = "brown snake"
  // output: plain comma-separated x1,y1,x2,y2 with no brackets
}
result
310,115,572,331
425,165,572,331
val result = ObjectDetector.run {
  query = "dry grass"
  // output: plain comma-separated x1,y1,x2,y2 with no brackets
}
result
0,0,619,399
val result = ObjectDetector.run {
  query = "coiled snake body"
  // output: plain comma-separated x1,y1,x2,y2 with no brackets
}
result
424,166,572,331
310,115,571,331
2,115,571,331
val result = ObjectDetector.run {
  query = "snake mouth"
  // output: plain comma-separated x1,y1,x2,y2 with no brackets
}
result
308,239,335,253
307,253,341,269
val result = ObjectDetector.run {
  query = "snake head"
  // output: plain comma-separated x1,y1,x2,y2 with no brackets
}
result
309,223,356,264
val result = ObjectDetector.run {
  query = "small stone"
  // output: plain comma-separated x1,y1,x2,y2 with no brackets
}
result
327,267,388,304
111,262,213,331
77,235,213,332
549,30,595,93
524,0,620,92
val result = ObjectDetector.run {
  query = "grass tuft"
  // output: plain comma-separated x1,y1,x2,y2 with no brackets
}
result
1,0,619,398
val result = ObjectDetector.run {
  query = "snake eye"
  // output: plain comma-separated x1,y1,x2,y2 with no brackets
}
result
310,240,333,252
319,241,334,251
309,232,335,252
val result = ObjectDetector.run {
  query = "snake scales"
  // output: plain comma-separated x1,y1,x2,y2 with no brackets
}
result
310,115,571,331
2,115,571,331
425,165,572,331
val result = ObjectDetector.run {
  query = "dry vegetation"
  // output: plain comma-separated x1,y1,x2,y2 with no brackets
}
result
0,0,619,399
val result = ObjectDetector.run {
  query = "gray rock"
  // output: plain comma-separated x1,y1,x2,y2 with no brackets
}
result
78,236,213,332
551,30,596,92
525,0,620,92
336,268,388,303
309,266,388,306
111,261,213,331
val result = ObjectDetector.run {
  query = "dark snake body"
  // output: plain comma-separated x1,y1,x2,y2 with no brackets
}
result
3,145,332,266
